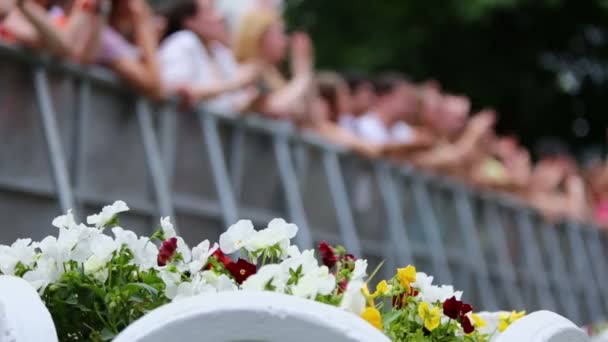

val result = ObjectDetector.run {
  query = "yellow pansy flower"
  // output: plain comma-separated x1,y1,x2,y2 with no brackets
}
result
397,265,416,292
361,307,383,330
362,284,374,307
418,302,441,331
471,313,487,329
372,280,389,297
498,310,526,332
511,310,526,321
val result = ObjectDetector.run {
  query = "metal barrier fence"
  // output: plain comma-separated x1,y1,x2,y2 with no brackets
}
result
0,42,607,325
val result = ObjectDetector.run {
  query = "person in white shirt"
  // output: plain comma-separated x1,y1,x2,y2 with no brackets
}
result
342,72,375,133
159,0,257,113
356,72,433,157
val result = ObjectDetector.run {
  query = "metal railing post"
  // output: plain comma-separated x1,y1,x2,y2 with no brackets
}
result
198,112,239,227
136,99,175,224
585,228,608,316
515,211,557,311
273,135,313,249
374,164,413,266
410,177,453,284
454,190,497,310
566,222,604,321
228,123,245,200
33,67,75,212
322,150,361,257
482,202,525,309
540,222,582,322
158,104,177,185
71,79,92,219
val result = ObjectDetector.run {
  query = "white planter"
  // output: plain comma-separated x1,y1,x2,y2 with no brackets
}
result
114,291,391,342
496,311,589,342
0,276,58,342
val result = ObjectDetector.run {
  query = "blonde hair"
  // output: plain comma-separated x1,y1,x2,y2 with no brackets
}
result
233,9,278,63
234,9,286,91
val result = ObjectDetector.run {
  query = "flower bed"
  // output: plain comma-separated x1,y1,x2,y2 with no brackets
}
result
0,201,524,341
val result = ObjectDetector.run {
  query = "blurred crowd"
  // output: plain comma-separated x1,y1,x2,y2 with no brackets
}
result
2,0,608,229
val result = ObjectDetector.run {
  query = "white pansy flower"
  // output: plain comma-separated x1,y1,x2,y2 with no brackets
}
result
23,257,60,292
160,217,176,238
176,237,192,264
188,241,218,275
279,248,318,276
241,264,285,292
291,266,335,299
351,259,368,281
412,272,434,290
86,201,129,228
0,239,36,275
244,218,298,257
83,255,110,283
172,272,234,302
52,210,79,230
418,284,462,305
219,220,255,254
412,271,462,305
340,280,366,315
112,227,138,247
200,271,237,292
112,228,157,269
172,281,197,301
159,268,183,299
473,311,505,337
130,237,159,270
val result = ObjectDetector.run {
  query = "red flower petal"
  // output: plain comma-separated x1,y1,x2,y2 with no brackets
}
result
461,315,475,334
443,296,462,320
226,259,257,284
319,241,338,268
213,249,233,267
460,303,473,317
157,237,179,266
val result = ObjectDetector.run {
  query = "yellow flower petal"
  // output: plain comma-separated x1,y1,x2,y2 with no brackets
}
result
361,307,383,330
397,265,416,291
471,313,487,328
373,280,389,297
510,310,526,321
425,314,441,331
418,302,430,320
362,284,371,297
498,319,510,333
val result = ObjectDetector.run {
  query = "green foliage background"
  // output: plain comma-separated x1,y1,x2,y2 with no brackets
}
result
285,0,608,157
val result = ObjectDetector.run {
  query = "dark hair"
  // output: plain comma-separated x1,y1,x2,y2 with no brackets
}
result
373,72,411,97
343,71,370,94
162,0,199,39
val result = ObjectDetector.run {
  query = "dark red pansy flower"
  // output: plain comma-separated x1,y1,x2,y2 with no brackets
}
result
461,315,475,334
443,296,462,320
338,278,348,294
319,241,338,268
391,293,407,309
226,258,257,284
343,254,356,262
157,237,178,266
213,249,232,267
459,303,473,317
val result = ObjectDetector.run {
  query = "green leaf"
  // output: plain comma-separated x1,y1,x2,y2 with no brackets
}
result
124,282,160,297
100,328,116,341
382,309,402,326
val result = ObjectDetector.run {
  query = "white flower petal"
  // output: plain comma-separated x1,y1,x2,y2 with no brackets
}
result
219,220,255,254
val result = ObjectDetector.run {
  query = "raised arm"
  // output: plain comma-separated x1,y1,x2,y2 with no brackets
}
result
261,32,314,118
111,0,163,99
